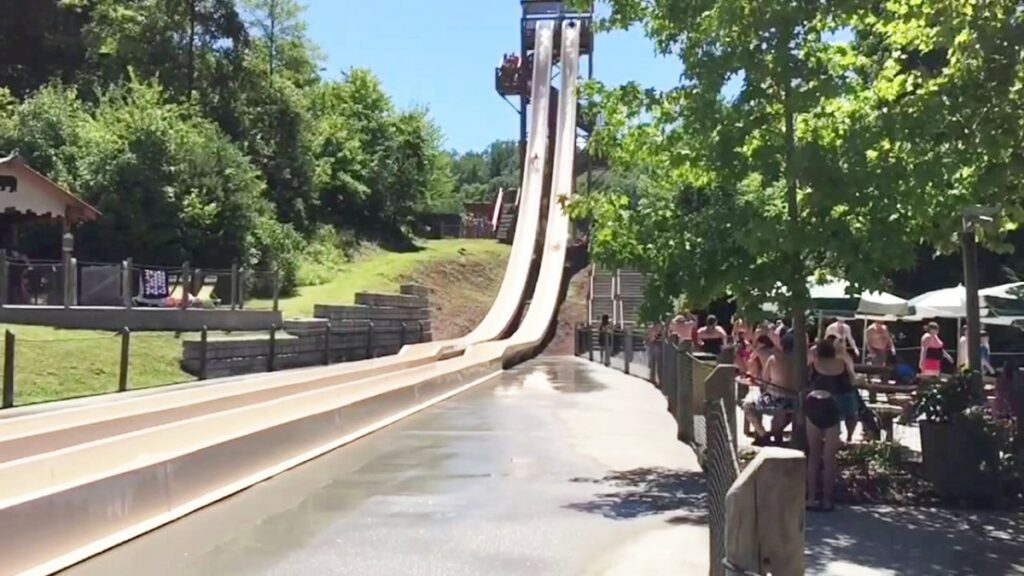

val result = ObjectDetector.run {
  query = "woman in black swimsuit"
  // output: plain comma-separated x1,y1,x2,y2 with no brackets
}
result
805,339,853,511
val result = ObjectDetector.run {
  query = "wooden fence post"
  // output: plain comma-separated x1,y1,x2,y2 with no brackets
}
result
0,249,8,305
180,261,191,310
199,325,209,380
267,323,277,372
230,262,239,311
272,269,281,312
122,258,133,309
587,324,594,361
2,330,14,408
238,268,247,310
418,320,425,342
624,329,632,374
118,328,130,392
400,322,408,347
366,321,375,359
323,322,332,365
725,448,806,576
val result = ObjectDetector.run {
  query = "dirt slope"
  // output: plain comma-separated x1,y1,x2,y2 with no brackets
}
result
400,245,510,341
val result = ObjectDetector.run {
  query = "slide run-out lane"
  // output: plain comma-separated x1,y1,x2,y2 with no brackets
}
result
63,357,708,576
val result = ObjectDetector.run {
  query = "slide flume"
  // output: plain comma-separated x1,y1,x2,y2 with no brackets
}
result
0,19,578,576
0,18,557,460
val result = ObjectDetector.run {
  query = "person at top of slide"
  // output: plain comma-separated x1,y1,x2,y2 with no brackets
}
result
865,321,895,366
825,318,860,359
671,311,697,344
697,314,728,355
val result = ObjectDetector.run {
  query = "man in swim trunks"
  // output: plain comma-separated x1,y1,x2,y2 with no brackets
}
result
865,321,895,367
825,317,860,360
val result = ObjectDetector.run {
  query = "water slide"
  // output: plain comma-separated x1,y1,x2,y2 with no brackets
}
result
0,20,556,462
0,19,580,576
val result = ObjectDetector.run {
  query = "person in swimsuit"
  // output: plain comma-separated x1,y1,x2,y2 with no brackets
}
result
743,333,799,446
731,316,748,340
865,321,895,367
671,311,697,347
920,322,952,377
697,314,728,355
980,331,994,376
805,339,855,511
825,318,860,360
646,320,664,386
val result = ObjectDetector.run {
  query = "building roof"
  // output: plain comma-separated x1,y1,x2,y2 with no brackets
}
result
0,153,100,222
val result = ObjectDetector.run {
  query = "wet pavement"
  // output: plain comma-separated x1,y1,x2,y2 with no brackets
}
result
63,357,708,576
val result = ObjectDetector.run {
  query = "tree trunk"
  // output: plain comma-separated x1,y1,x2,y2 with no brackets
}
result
268,0,277,77
781,38,808,451
187,0,196,100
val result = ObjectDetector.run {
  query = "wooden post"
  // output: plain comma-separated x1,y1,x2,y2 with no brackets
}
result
418,320,426,342
272,269,281,312
323,322,332,365
118,328,130,392
62,232,73,308
2,330,13,408
122,258,133,309
705,364,739,454
624,329,632,374
69,257,78,306
230,262,239,311
0,249,8,305
366,321,375,359
267,323,277,372
725,448,805,576
238,268,247,310
400,322,408,347
199,325,209,380
180,261,191,310
677,348,695,443
587,324,594,361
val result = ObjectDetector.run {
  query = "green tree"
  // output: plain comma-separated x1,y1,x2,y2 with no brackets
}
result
240,0,319,83
572,0,1024,389
0,79,297,279
0,0,90,98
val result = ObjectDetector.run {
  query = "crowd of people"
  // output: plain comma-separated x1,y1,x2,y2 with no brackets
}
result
631,310,1020,513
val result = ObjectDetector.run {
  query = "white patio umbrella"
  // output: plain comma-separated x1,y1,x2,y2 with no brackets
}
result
908,285,967,318
857,290,910,317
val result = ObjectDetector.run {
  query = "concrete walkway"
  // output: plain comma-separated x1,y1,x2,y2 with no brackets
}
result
807,505,1024,575
65,357,708,576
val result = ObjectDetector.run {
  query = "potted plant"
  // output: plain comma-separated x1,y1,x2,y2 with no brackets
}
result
915,373,1000,500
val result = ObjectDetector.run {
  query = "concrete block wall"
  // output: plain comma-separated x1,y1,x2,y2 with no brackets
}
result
181,286,433,379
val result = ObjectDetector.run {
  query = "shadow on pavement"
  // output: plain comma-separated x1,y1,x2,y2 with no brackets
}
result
564,467,707,523
806,505,1024,575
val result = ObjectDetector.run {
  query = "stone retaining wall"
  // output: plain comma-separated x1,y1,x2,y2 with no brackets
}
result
181,286,432,379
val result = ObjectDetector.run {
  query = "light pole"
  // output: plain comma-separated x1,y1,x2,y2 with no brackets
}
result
962,205,996,388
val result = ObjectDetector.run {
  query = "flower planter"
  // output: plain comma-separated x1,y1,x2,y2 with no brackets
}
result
919,420,998,501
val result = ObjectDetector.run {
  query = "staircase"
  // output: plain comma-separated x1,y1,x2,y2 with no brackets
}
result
615,269,647,327
588,266,615,325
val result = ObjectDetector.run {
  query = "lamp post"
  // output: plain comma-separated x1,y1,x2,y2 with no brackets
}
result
962,205,996,388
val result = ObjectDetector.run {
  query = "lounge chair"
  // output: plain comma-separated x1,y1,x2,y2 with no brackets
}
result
190,276,220,309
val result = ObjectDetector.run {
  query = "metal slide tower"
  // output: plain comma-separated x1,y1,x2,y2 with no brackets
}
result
494,1,594,242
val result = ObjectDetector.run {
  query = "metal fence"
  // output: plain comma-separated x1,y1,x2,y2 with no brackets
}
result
706,398,740,576
0,253,280,311
575,324,742,573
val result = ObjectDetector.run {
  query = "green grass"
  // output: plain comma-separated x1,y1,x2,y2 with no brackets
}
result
0,239,509,406
0,325,192,406
253,239,512,318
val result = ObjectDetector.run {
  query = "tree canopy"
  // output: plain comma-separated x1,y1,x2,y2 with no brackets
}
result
0,0,467,290
571,0,1024,319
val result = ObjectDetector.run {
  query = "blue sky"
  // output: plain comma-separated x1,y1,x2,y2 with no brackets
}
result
303,1,681,152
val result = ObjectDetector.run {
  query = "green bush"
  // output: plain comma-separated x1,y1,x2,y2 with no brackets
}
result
295,225,356,287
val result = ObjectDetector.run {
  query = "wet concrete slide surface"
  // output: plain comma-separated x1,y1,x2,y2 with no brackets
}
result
63,358,709,576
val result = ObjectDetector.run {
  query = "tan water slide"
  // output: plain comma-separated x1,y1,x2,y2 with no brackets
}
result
0,19,580,576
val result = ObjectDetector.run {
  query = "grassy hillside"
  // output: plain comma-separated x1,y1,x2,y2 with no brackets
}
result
1,239,510,406
255,239,511,318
